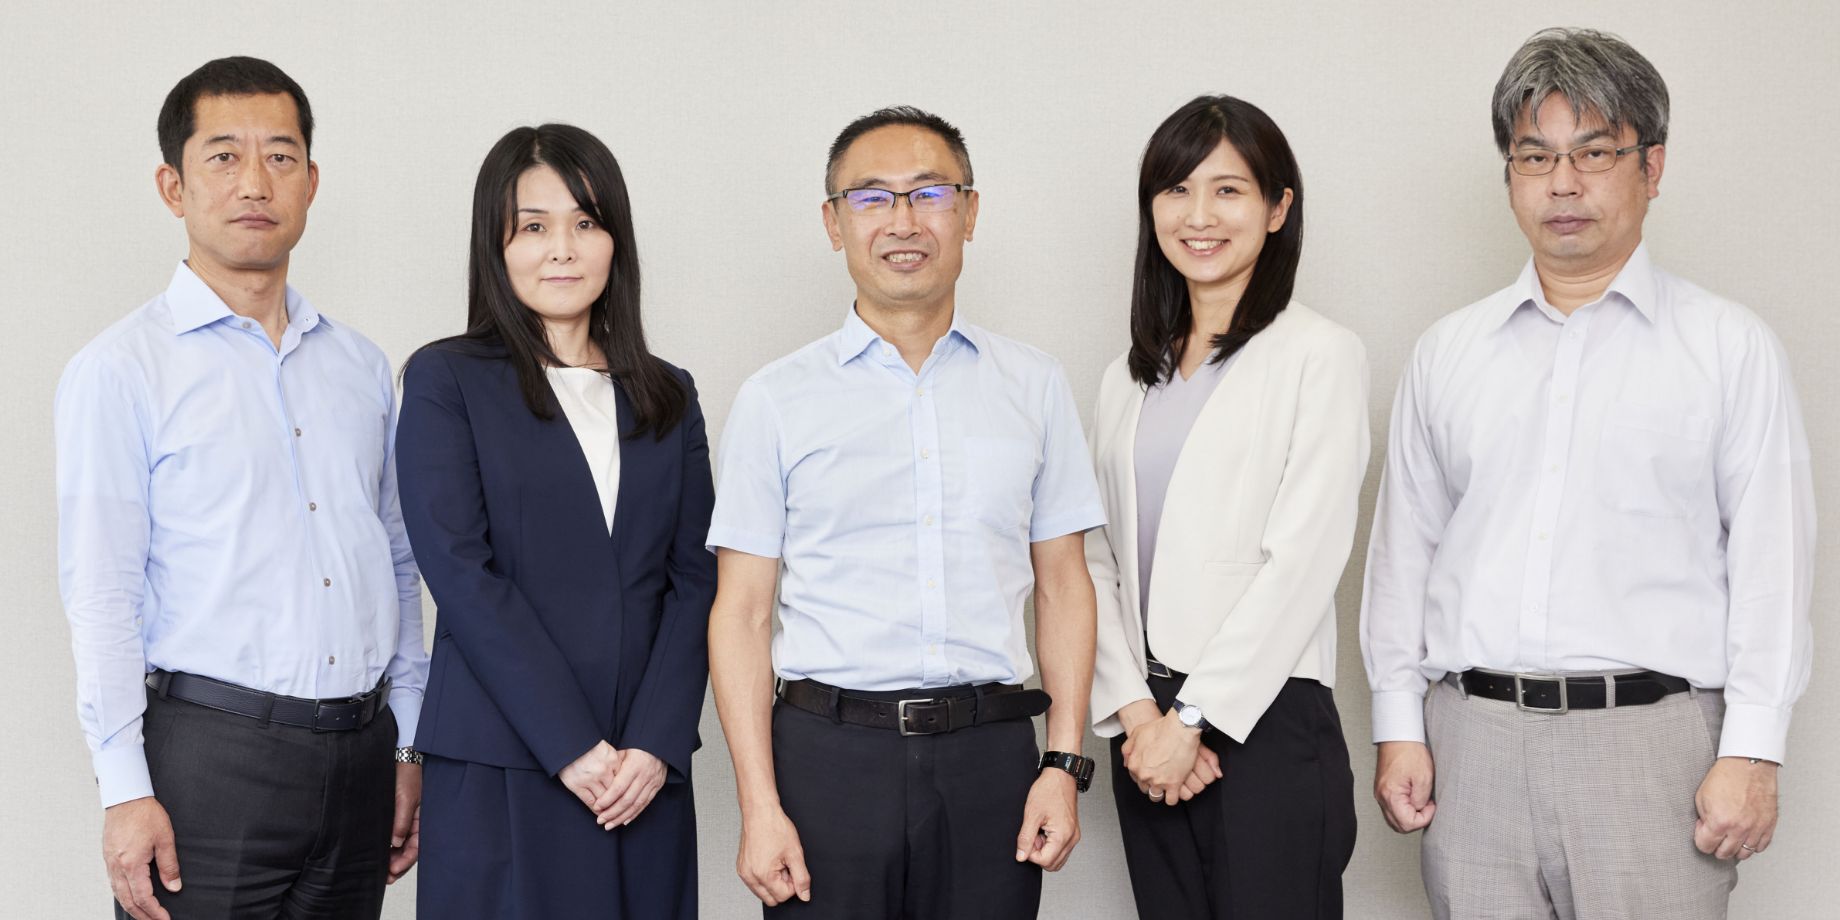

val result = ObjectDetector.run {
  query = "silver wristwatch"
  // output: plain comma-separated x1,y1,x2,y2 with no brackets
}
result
1174,700,1212,733
393,746,424,765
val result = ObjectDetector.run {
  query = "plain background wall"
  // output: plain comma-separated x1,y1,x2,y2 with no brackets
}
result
4,2,1834,916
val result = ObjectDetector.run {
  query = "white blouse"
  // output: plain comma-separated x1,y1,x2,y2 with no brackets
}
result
546,367,621,534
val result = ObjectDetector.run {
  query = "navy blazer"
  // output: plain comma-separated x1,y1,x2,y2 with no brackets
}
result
396,344,716,780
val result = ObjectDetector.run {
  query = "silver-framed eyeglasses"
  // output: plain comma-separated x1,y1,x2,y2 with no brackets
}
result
828,183,972,213
1506,143,1647,176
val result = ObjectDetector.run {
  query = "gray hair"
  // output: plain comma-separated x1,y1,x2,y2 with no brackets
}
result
1491,28,1670,158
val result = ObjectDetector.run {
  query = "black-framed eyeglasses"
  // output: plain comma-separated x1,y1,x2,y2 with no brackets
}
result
1506,143,1648,176
827,183,972,213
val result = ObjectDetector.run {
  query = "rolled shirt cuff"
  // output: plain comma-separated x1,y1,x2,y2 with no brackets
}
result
95,744,155,809
1028,505,1108,544
1715,701,1794,764
704,525,781,559
1370,688,1429,745
387,687,423,750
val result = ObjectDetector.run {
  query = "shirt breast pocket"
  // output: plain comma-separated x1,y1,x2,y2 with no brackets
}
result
1595,401,1715,519
962,436,1037,534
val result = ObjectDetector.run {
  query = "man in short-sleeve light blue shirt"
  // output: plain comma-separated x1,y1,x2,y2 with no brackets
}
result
707,107,1104,919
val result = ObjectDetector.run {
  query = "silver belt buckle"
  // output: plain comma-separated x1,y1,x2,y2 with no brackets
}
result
1514,673,1568,714
896,698,940,736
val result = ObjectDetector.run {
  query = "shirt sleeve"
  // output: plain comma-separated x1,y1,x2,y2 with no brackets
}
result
1027,362,1107,542
376,363,429,750
705,377,788,558
1711,315,1815,763
1360,336,1454,745
55,349,157,807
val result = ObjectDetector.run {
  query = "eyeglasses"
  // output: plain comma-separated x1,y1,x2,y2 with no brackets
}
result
1506,144,1647,176
827,183,971,213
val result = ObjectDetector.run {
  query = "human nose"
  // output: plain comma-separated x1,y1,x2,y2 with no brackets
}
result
1547,154,1582,196
236,153,271,201
885,194,921,236
1183,193,1215,228
548,227,577,262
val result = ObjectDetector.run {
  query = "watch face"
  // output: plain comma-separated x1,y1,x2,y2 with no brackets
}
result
1179,705,1203,728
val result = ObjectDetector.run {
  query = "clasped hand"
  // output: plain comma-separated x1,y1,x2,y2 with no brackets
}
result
558,740,668,828
1118,699,1222,805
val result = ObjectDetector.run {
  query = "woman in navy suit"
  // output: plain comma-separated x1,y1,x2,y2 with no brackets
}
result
396,123,715,918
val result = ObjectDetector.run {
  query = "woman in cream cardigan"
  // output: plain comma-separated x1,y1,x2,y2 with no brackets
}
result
1087,95,1367,918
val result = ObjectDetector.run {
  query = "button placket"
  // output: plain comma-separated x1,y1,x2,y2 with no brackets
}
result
912,367,949,685
1515,307,1595,667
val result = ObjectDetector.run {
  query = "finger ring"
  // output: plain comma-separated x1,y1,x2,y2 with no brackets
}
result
1741,843,1758,852
1148,790,1165,801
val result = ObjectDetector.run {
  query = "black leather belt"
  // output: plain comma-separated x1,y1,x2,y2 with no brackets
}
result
147,669,389,732
1145,656,1182,680
1457,668,1691,713
778,678,1050,735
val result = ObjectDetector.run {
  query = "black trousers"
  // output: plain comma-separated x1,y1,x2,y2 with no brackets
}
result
1112,675,1357,920
116,688,396,919
766,690,1043,920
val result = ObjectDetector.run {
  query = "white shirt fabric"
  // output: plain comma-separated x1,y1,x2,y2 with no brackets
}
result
1360,245,1815,762
547,367,621,533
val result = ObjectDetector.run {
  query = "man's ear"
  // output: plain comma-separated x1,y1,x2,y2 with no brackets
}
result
156,162,186,218
822,199,844,252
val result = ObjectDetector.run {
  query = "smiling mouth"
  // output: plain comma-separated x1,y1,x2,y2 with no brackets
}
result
882,251,928,267
1183,239,1224,253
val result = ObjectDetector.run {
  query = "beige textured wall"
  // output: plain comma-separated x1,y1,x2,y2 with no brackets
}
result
4,2,1834,916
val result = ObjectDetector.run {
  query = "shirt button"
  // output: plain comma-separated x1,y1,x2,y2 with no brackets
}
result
328,655,336,665
241,320,252,329
923,514,934,526
1537,531,1550,541
915,387,925,396
322,577,332,587
920,448,930,459
294,427,303,437
926,578,936,588
1556,394,1570,403
308,501,317,511
1548,465,1559,473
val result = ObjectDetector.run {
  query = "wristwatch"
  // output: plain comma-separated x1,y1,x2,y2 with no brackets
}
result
1039,751,1094,793
393,746,424,765
1174,699,1213,733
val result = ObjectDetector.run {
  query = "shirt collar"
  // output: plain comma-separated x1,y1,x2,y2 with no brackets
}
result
1492,242,1659,329
165,261,326,336
832,304,981,366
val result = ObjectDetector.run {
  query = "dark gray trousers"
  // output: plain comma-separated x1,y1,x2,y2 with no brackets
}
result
115,688,396,920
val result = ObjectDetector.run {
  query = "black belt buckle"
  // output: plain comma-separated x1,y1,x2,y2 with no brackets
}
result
1514,673,1568,714
897,698,946,736
312,699,353,732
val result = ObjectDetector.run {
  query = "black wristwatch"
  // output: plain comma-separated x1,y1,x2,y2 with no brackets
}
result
1039,751,1094,793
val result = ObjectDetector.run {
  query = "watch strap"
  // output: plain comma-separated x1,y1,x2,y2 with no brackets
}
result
393,746,424,765
1039,751,1094,793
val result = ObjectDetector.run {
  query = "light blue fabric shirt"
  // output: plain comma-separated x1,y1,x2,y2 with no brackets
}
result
708,307,1105,691
56,262,429,807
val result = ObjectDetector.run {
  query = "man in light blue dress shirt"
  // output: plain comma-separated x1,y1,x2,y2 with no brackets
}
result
707,106,1106,920
54,58,427,920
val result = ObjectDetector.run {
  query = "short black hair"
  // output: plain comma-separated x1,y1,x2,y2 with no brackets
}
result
824,105,972,196
158,56,313,174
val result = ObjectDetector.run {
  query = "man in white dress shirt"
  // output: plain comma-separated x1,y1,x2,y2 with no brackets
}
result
1360,27,1813,919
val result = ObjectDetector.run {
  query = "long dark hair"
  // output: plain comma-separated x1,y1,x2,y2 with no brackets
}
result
412,123,686,439
1128,95,1304,388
